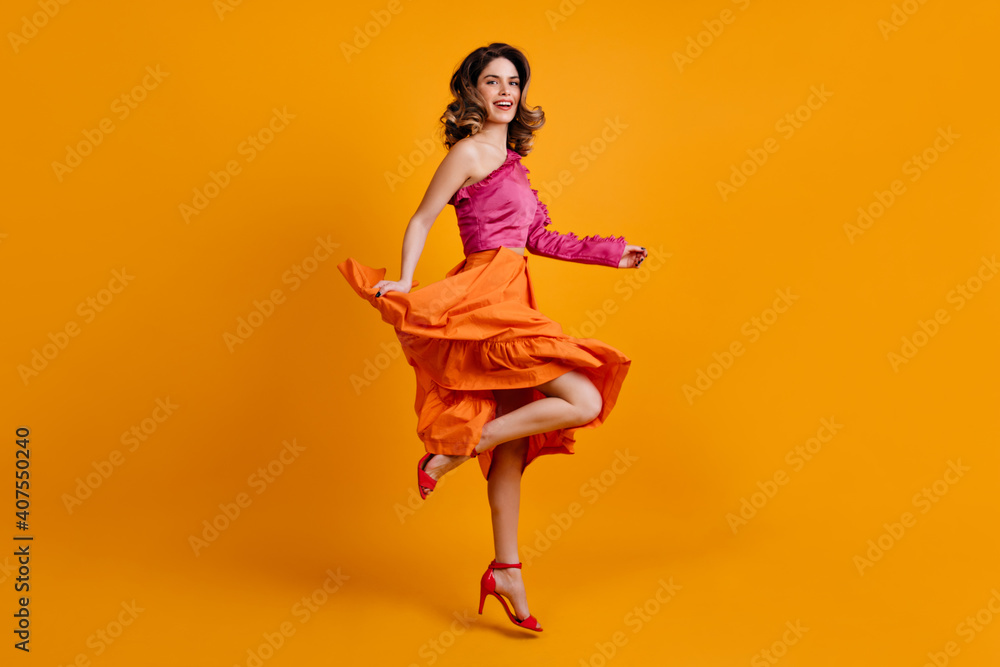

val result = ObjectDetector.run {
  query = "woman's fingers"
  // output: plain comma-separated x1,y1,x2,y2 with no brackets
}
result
635,246,647,268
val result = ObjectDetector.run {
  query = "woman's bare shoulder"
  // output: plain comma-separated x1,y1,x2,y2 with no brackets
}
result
447,137,484,165
436,138,476,177
447,138,510,186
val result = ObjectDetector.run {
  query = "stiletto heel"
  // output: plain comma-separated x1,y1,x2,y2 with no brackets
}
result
477,560,543,632
478,585,488,615
417,453,436,499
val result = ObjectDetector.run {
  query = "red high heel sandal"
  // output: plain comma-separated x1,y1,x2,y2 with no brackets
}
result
478,560,543,632
417,453,437,499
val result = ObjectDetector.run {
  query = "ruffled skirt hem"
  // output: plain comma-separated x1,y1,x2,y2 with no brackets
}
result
337,245,631,479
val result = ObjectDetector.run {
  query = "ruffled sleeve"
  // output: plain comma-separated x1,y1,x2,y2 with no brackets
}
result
521,165,627,267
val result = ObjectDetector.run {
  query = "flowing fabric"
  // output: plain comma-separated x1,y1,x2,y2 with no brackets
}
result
337,245,631,479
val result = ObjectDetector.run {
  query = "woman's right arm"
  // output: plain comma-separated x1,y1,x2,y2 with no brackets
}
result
375,141,478,296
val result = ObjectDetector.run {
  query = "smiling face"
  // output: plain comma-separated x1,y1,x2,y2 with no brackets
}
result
477,57,520,124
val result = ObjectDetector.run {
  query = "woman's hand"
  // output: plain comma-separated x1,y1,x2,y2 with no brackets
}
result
618,245,648,269
373,278,413,297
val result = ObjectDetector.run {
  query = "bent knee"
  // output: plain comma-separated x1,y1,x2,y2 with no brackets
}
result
576,390,603,424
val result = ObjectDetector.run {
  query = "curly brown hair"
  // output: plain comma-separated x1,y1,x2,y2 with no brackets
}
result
439,43,545,157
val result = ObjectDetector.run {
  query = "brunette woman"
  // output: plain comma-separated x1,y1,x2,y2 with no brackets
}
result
338,42,647,632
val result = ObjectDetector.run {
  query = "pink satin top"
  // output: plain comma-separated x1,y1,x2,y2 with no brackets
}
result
447,148,627,268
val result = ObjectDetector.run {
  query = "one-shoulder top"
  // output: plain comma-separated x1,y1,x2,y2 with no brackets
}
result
447,148,627,267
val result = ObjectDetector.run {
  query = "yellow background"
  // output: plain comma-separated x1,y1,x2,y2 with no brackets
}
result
2,0,998,665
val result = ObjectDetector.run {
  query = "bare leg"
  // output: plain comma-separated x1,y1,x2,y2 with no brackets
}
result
487,388,533,621
422,370,601,488
476,369,602,454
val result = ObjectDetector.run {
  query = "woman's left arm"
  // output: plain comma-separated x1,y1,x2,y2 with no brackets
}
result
524,188,647,268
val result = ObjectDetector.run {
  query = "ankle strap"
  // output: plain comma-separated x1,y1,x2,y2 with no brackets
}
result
489,559,522,569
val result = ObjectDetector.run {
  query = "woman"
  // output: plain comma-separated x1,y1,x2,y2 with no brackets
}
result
337,42,647,632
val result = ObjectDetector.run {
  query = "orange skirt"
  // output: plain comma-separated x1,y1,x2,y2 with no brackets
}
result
336,245,631,480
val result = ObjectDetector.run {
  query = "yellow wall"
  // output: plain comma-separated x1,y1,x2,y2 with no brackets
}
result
2,0,998,664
